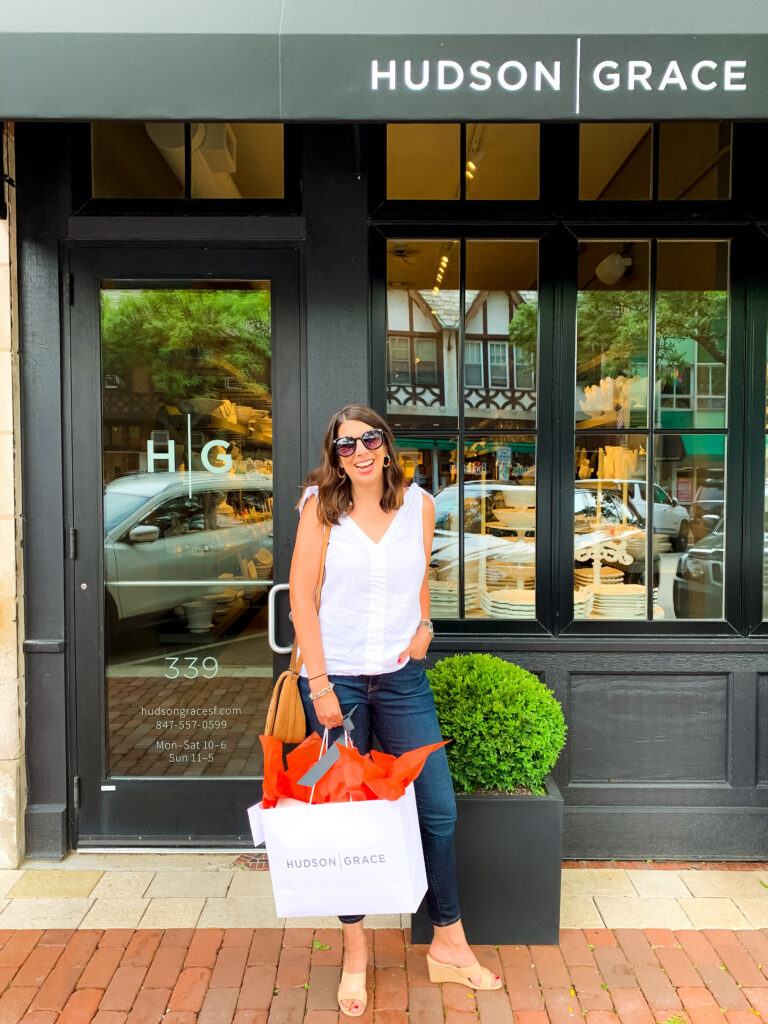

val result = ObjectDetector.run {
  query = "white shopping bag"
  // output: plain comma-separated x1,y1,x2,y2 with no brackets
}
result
247,784,427,918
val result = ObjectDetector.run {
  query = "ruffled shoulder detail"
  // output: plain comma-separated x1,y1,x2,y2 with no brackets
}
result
299,485,319,514
406,482,435,507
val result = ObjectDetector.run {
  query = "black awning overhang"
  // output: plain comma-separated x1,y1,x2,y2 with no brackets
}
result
2,0,768,121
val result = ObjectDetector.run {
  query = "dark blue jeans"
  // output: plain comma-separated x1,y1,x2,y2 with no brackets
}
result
300,658,461,928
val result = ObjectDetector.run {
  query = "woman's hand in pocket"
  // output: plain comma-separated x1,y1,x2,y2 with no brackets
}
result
397,628,431,665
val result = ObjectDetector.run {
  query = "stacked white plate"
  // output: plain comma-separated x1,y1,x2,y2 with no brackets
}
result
573,588,594,618
429,579,478,615
590,584,659,618
479,588,536,619
574,566,624,587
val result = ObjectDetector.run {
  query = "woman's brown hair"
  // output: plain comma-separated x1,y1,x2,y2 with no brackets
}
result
302,404,406,525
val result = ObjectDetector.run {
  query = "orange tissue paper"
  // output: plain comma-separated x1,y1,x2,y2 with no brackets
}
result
259,733,445,809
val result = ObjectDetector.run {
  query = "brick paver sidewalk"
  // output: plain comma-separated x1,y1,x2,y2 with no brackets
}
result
2,925,768,1024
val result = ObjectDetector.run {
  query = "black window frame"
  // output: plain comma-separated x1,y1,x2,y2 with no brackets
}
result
370,122,768,640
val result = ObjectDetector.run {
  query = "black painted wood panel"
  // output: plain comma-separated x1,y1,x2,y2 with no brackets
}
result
757,674,768,785
568,673,728,783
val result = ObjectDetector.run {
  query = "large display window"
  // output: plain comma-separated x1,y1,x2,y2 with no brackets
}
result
378,121,748,634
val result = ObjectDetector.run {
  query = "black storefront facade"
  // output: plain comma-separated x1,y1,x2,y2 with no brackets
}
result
2,1,768,863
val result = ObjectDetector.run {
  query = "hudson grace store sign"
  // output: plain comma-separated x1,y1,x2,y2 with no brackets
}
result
283,35,768,122
1,29,768,120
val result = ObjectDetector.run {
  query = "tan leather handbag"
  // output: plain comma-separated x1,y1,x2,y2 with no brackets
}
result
264,523,331,743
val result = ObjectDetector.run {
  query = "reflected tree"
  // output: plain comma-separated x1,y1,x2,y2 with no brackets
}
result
101,289,271,398
508,289,727,388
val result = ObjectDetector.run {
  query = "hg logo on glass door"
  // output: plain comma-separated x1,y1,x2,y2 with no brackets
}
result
146,414,231,474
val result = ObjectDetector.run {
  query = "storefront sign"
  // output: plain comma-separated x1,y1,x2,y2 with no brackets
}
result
2,18,768,120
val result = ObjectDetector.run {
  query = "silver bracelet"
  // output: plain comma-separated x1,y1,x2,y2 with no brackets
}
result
308,681,335,702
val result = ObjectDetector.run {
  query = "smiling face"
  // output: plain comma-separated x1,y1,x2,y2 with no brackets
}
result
336,418,389,488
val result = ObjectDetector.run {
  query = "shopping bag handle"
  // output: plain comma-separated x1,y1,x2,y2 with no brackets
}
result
303,707,357,805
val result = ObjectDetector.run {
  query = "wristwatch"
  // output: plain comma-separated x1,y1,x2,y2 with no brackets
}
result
418,618,434,639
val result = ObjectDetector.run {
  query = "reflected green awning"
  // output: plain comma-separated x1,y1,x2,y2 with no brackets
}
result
3,1,768,120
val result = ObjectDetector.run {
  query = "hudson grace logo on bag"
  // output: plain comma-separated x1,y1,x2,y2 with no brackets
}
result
285,853,387,871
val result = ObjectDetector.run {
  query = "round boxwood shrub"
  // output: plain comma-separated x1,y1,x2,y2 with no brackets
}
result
427,653,567,794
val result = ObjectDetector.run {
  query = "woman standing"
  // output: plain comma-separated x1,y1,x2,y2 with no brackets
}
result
289,404,501,1017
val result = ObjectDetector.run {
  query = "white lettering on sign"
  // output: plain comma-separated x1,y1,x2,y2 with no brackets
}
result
146,412,231,475
497,60,527,91
371,59,396,90
369,56,748,99
658,60,687,91
627,61,653,91
593,60,620,91
201,440,232,473
369,58,562,93
147,439,176,472
691,60,718,90
591,58,747,93
404,59,429,90
724,60,747,90
469,60,492,91
437,60,464,90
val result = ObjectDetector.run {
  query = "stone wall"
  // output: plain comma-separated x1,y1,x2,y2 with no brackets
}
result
0,124,25,868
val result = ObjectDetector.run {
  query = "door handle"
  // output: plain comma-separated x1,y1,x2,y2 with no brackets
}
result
267,583,293,654
196,545,214,552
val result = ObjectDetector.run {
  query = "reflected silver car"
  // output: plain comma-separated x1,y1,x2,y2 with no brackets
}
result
104,472,272,622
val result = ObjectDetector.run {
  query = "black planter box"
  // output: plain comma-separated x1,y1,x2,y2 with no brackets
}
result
411,776,563,945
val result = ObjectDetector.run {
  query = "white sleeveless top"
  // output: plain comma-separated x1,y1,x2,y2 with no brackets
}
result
297,483,434,677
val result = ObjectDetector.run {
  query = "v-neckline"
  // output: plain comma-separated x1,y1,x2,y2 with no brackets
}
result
345,491,407,547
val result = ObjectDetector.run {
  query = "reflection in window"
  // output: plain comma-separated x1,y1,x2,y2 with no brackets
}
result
576,240,650,430
386,240,459,430
467,240,538,431
465,342,484,388
664,436,725,621
415,339,439,386
489,342,509,388
573,435,651,619
428,439,536,619
655,242,729,428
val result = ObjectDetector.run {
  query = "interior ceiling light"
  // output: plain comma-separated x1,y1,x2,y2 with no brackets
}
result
595,252,633,286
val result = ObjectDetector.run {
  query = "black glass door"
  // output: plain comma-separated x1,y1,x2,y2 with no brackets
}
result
67,247,301,844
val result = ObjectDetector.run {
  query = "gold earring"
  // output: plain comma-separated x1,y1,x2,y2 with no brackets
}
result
337,467,346,480
383,455,391,468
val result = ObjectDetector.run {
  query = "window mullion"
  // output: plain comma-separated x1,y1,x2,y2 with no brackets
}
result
458,238,466,620
647,240,657,621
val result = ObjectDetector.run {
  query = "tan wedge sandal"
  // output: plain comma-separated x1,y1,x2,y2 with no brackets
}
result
426,953,502,990
337,969,368,1017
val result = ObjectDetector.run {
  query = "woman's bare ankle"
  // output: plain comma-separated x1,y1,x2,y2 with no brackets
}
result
342,922,367,973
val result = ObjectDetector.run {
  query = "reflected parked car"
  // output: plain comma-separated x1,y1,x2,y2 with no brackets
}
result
432,480,655,584
690,478,725,539
578,479,690,551
104,471,273,624
672,518,724,619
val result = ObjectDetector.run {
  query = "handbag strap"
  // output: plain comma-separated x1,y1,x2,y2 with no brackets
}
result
290,522,331,678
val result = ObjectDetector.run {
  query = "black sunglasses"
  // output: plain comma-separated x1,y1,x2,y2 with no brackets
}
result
333,429,385,458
